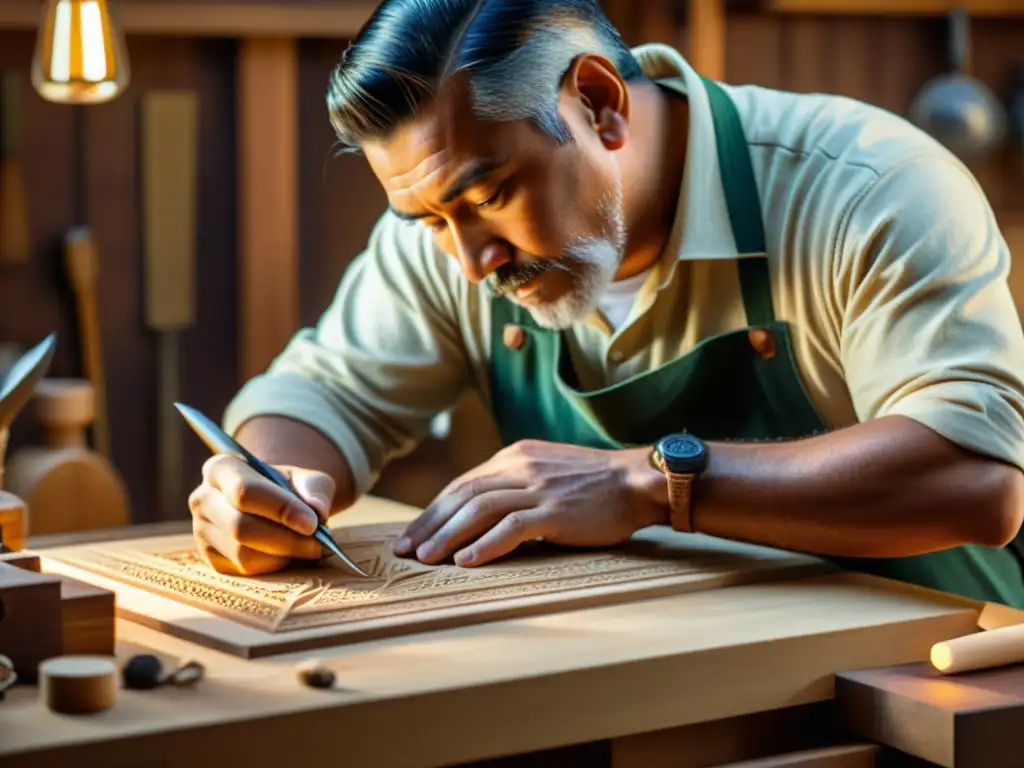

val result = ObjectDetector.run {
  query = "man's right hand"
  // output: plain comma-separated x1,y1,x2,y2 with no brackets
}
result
188,454,337,576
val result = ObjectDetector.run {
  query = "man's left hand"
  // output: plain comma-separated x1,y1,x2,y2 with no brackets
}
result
391,440,669,567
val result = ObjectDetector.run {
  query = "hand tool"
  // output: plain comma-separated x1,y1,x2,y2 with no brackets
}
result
142,90,198,521
174,402,367,577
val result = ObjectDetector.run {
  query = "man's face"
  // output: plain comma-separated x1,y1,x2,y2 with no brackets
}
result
362,59,629,330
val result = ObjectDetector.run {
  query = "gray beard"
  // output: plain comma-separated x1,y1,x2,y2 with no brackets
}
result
489,176,626,331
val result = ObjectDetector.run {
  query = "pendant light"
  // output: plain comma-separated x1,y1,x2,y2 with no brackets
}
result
31,0,130,105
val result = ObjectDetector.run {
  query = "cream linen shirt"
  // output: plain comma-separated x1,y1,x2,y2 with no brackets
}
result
224,43,1024,498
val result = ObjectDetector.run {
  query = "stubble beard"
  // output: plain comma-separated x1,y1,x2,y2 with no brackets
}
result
490,174,627,331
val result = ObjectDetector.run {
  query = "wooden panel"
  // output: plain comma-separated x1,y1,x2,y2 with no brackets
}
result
835,661,1024,768
689,0,727,80
611,702,839,768
296,39,386,326
39,496,831,658
0,0,378,37
767,0,1024,14
238,38,299,382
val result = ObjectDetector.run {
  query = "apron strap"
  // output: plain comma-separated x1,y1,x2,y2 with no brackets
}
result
701,76,775,327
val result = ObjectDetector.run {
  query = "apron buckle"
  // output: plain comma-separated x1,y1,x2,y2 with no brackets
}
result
748,328,777,360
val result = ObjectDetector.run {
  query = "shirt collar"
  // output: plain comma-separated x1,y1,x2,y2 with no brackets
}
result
630,44,747,280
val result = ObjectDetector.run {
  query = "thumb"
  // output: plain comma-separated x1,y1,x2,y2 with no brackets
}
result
283,468,336,523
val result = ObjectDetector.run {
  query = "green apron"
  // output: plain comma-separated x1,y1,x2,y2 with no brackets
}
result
487,77,1024,609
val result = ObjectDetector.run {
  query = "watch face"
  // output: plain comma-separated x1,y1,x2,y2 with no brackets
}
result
658,433,707,473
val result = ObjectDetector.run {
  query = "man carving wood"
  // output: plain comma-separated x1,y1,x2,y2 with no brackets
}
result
188,0,1024,608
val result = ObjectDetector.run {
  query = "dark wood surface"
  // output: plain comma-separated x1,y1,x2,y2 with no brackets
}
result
1,9,1023,524
835,661,1024,768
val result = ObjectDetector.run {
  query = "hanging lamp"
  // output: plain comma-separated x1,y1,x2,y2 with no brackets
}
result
31,0,130,105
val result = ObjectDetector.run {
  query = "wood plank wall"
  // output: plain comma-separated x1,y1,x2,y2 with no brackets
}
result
1,7,1022,521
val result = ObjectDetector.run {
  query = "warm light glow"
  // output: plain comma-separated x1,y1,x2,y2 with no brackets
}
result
31,0,130,105
930,641,953,672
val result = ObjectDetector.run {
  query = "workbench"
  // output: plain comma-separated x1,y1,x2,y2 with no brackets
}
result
0,500,1005,767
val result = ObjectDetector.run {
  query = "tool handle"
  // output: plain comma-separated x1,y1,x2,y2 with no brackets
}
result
931,622,1024,675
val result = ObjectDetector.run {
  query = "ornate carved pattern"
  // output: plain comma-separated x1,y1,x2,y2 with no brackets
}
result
51,523,713,632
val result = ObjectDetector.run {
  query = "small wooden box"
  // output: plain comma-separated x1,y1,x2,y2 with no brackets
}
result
0,561,62,683
0,552,116,681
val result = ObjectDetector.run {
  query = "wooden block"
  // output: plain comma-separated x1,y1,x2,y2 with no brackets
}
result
0,561,62,683
58,576,115,656
835,661,1024,767
0,491,26,551
39,656,117,715
0,550,39,571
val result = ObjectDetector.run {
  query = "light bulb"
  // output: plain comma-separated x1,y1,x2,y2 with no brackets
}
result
30,0,130,105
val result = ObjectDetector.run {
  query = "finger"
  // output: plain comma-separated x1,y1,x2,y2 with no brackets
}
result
195,516,290,576
284,467,335,523
395,475,524,556
200,489,322,559
203,454,318,535
453,509,549,567
416,489,539,565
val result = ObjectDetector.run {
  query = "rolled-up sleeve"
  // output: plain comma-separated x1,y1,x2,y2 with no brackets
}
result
837,155,1024,470
223,213,472,496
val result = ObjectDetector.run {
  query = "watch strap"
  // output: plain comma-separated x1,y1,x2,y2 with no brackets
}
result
651,449,698,533
666,471,696,533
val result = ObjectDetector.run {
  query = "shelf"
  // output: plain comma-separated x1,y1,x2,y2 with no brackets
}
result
0,1,378,38
766,0,1024,14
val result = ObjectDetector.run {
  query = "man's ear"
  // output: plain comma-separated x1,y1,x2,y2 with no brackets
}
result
563,54,629,150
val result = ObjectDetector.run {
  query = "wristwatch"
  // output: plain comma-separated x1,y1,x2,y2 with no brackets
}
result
650,433,708,533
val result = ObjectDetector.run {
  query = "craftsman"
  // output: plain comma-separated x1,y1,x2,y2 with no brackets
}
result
188,0,1024,608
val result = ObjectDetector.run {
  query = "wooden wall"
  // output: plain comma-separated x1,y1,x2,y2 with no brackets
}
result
1,6,1023,525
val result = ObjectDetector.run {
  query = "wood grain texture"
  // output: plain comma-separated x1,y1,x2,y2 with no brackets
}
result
835,661,1024,768
238,38,299,382
38,496,833,657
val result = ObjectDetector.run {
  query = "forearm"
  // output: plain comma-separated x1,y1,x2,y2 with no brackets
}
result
654,415,1024,558
234,415,359,514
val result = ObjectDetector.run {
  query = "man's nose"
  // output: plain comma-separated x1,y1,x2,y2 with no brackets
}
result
452,228,512,284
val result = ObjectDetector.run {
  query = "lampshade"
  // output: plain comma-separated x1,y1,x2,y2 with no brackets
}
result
31,0,130,105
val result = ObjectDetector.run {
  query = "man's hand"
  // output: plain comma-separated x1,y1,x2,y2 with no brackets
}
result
392,440,669,567
188,454,337,576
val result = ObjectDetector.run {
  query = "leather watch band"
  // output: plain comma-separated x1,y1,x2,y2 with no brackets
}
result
650,449,697,533
666,472,696,533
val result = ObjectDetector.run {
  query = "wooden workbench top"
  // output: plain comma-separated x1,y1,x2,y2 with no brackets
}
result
0,503,984,767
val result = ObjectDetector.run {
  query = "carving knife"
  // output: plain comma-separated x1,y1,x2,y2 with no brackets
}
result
173,402,368,577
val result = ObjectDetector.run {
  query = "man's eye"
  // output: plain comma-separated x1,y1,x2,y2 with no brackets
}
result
476,185,506,209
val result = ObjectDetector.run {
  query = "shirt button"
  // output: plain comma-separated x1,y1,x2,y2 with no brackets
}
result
609,350,625,363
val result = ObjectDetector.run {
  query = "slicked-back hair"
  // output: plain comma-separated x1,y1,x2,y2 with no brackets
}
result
326,0,645,153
